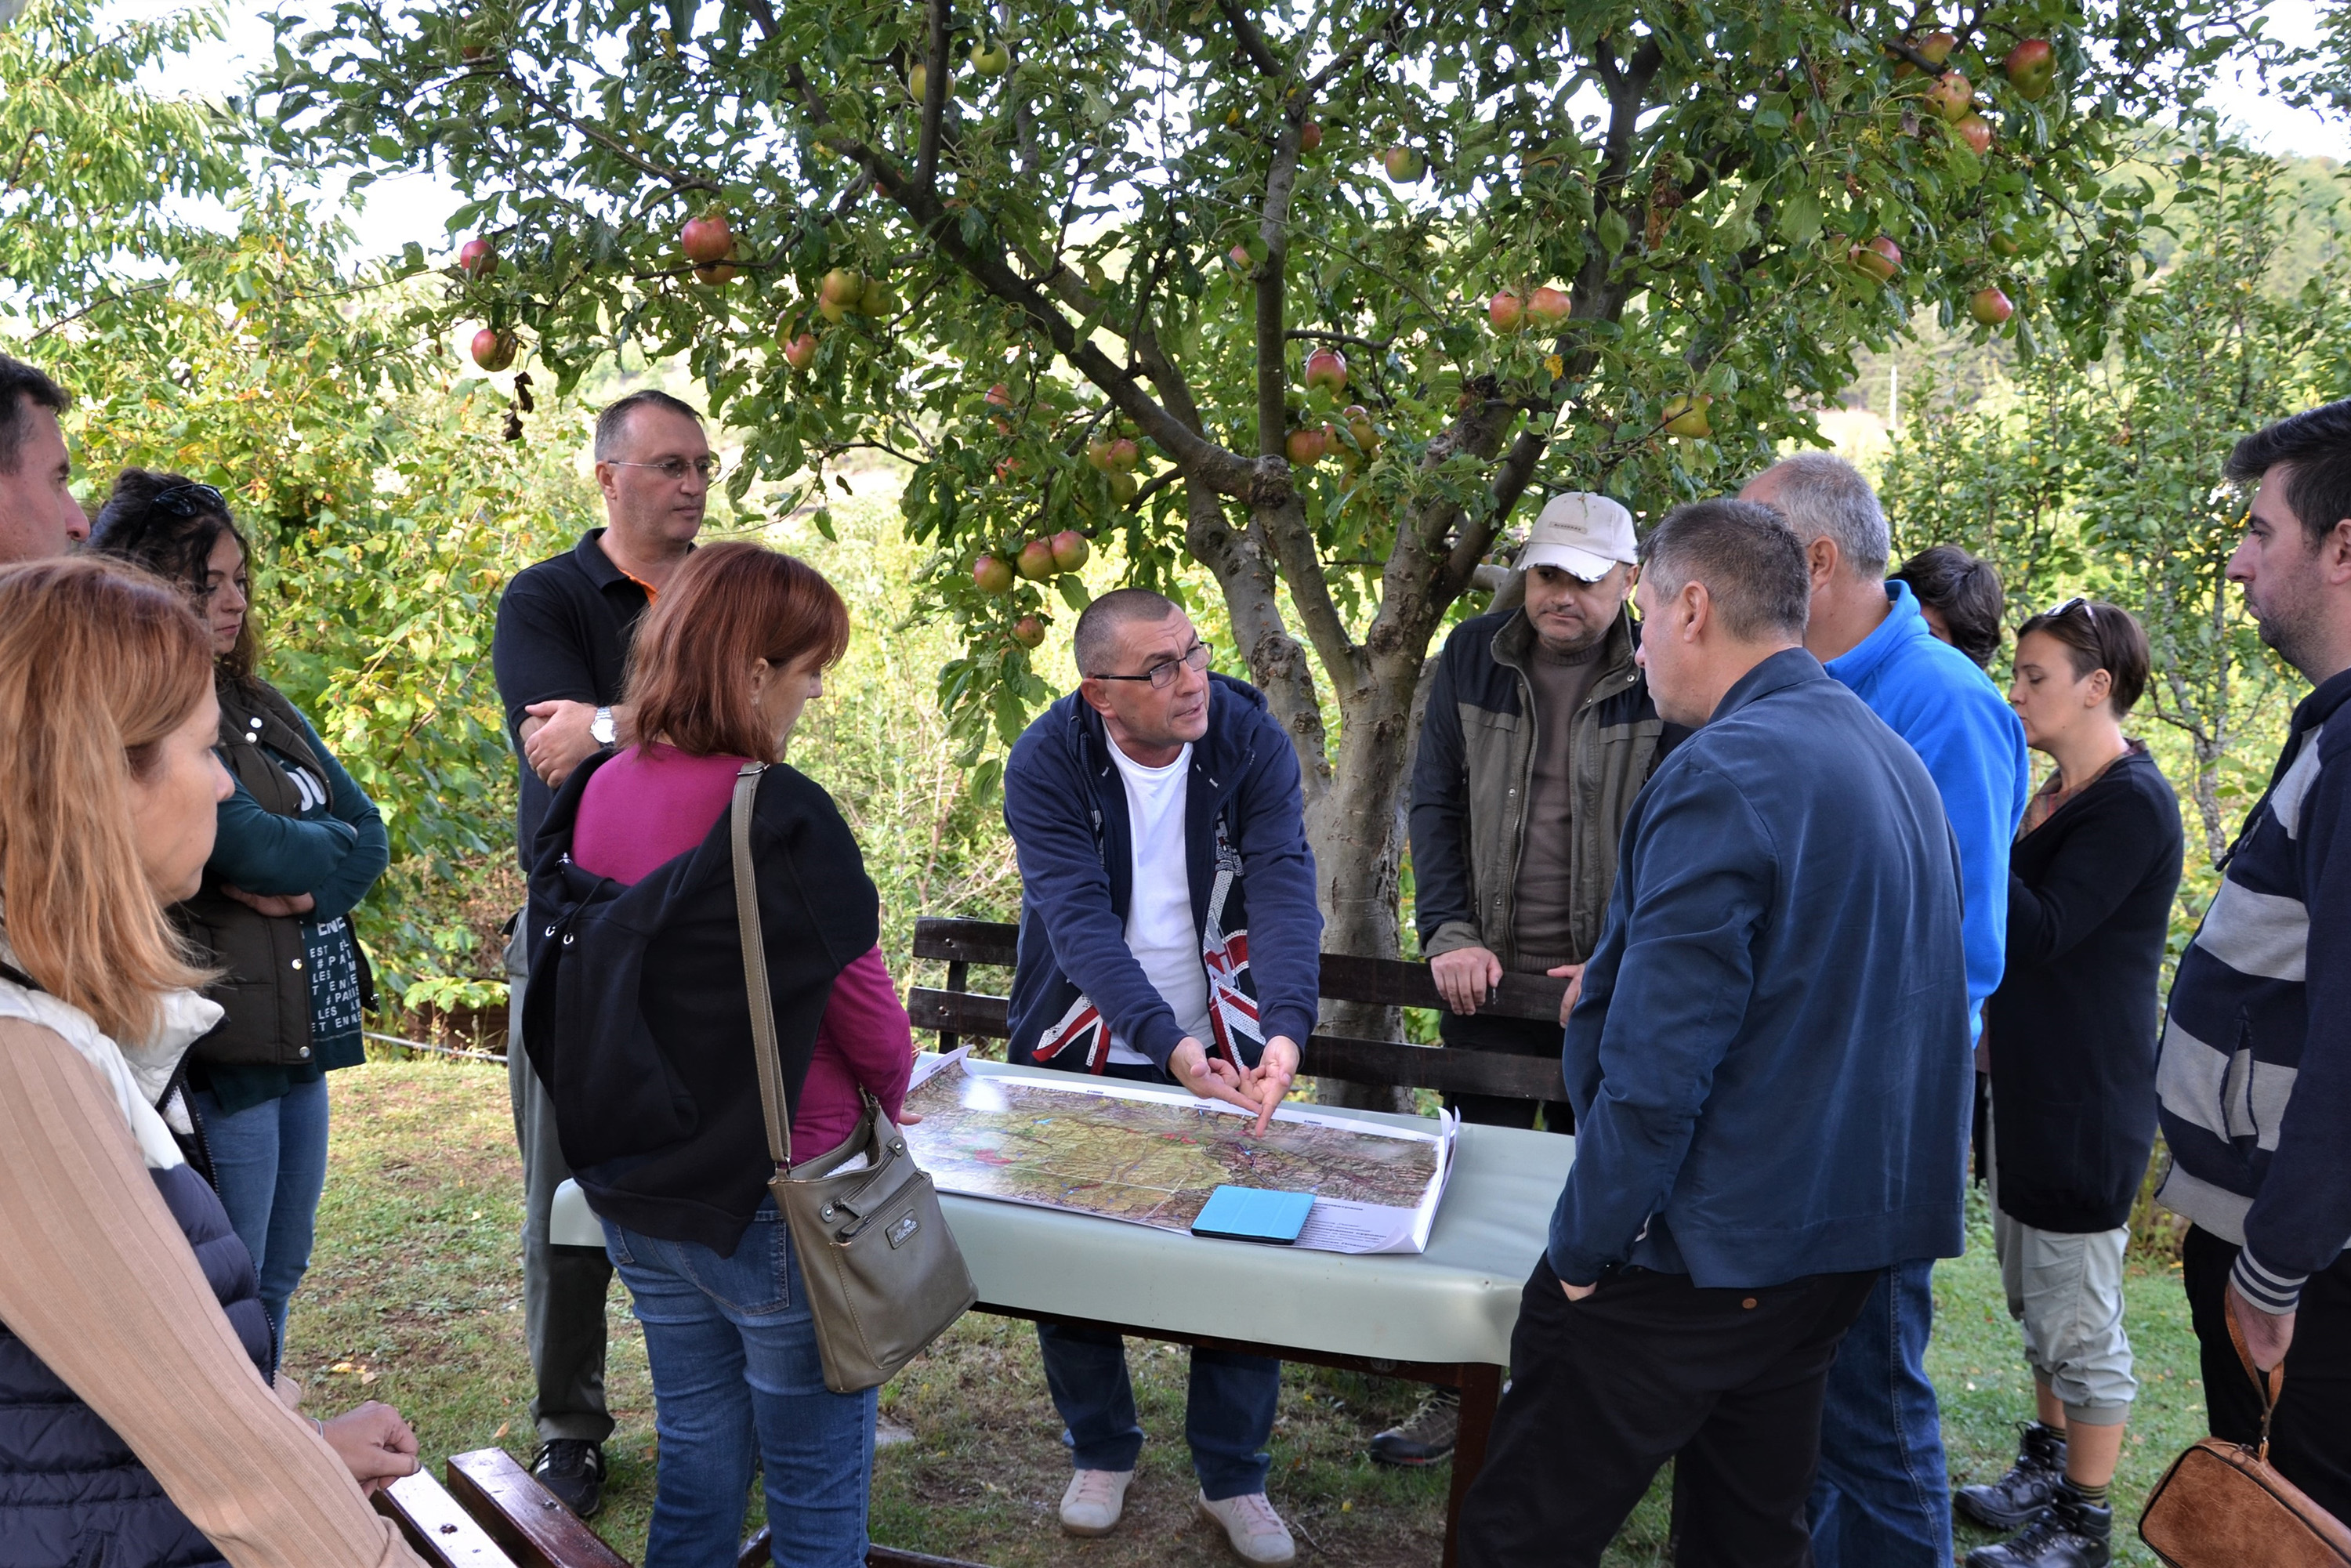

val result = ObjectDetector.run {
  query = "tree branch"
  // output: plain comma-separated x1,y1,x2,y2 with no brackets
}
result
917,0,950,192
1255,116,1306,458
1214,0,1284,78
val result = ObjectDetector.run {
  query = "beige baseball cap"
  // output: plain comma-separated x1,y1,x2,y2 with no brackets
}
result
1519,492,1638,581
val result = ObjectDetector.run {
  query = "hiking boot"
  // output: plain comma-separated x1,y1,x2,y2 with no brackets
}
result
1197,1491,1296,1566
1058,1468,1133,1537
531,1439,605,1519
1964,1488,2113,1568
1368,1386,1459,1466
1955,1421,2068,1531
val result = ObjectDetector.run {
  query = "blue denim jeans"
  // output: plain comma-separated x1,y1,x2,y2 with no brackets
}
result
1035,1320,1278,1501
193,1077,330,1373
1808,1258,1953,1568
601,1202,875,1568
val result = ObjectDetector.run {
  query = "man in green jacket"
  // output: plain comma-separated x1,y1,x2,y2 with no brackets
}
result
1372,493,1674,1465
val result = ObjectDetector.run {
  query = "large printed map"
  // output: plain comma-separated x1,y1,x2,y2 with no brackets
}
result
901,1055,1454,1254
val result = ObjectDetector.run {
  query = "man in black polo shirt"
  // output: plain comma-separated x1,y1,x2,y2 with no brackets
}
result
489,387,710,1516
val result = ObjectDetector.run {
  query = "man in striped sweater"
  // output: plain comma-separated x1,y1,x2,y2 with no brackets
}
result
2155,398,2351,1524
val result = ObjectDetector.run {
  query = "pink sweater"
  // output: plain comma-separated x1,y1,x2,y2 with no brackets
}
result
573,745,911,1155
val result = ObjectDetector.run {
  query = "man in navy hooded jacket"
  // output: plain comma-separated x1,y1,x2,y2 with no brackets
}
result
1002,588,1322,1566
1458,500,1972,1568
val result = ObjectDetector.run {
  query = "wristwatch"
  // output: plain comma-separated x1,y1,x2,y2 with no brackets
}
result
590,706,617,747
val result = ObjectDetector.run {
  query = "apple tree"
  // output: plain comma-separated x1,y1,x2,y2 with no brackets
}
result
261,0,2251,1064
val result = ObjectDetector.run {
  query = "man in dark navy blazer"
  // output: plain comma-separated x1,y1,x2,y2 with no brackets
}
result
1459,498,1973,1568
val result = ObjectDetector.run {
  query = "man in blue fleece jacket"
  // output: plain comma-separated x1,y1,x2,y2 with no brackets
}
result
2154,400,2351,1523
1457,499,1971,1568
1744,453,2031,1568
1002,588,1322,1566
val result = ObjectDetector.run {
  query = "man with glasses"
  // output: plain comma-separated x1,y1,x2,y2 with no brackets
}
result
1738,452,2030,1568
1380,491,1675,1466
1002,588,1324,1566
487,387,712,1517
0,355,89,563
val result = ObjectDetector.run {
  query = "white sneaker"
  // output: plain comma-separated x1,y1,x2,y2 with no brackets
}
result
1059,1468,1133,1537
1197,1490,1297,1566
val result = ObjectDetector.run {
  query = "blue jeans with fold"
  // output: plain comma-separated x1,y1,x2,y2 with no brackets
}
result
601,1201,875,1568
192,1077,330,1373
1807,1257,1953,1568
1035,1320,1279,1501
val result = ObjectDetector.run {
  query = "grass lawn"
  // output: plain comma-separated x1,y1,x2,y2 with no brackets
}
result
295,1059,2206,1566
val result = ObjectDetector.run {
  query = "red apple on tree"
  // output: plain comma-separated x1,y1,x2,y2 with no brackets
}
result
1303,348,1348,394
2004,38,2056,100
973,554,1015,594
1012,615,1047,649
1383,146,1425,182
782,332,817,370
694,259,741,284
1925,71,1973,122
469,327,518,371
681,210,734,266
1285,425,1329,465
1852,236,1903,281
1342,405,1379,453
1954,114,1993,155
1488,288,1527,331
1527,284,1570,328
1299,121,1323,153
1893,29,1957,77
1016,538,1058,581
1228,244,1252,271
820,268,864,306
457,237,497,280
1051,531,1092,571
1968,286,2015,325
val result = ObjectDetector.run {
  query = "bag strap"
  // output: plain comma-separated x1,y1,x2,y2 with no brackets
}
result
2224,1289,2286,1460
730,763,793,1175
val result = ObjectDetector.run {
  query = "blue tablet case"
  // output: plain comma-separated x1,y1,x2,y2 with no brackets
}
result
1191,1186,1316,1244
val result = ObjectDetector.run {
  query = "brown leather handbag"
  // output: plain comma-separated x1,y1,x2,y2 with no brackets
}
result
2139,1299,2351,1566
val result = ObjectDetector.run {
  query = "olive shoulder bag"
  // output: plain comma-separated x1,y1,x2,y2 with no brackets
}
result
730,763,976,1395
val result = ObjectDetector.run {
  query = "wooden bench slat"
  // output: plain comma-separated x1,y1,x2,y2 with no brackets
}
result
904,988,1564,1103
446,1447,629,1568
911,920,1565,1023
374,1470,520,1568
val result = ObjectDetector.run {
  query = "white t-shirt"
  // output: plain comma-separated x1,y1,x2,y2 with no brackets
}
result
1105,740,1212,1065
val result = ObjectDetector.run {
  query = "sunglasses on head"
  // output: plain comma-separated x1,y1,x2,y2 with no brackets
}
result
2044,595,2099,628
152,483,228,518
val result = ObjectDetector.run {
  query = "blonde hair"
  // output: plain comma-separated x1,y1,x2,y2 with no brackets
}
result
0,558,217,1042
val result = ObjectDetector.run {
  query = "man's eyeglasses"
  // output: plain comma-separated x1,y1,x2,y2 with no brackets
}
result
153,483,227,518
607,455,722,483
2044,595,2099,627
1089,640,1212,690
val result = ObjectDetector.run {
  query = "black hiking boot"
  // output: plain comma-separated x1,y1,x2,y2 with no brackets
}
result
531,1439,606,1519
1964,1487,2113,1568
1955,1421,2068,1531
1368,1386,1458,1466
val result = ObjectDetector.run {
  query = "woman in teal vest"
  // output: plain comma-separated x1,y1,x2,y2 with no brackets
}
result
90,473,389,1371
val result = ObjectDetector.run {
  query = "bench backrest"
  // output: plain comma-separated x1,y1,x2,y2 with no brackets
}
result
907,916,1569,1104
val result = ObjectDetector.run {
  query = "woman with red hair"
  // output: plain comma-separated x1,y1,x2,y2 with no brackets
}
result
522,541,914,1567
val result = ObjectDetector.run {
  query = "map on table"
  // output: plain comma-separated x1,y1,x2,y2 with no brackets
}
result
901,1052,1456,1255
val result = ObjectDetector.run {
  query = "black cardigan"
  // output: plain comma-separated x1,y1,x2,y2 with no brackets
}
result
1983,744,2184,1233
522,751,879,1257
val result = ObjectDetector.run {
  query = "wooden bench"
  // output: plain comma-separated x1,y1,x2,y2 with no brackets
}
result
907,915,1570,1102
905,914,1566,1568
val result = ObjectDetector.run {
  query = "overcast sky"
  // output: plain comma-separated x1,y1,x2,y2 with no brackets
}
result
121,0,2351,262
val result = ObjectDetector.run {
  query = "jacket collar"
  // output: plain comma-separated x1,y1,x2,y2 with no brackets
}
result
2291,663,2351,737
1822,579,1929,688
1711,646,1828,722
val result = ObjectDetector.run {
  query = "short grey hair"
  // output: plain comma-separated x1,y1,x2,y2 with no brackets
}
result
1074,587,1182,677
1638,499,1811,641
1754,452,1889,577
594,389,704,461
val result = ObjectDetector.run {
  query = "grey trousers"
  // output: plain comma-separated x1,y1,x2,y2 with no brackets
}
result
506,921,614,1445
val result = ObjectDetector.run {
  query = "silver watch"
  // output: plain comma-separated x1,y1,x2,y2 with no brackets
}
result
590,706,617,747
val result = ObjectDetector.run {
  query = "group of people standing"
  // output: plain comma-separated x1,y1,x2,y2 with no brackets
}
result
0,339,2347,1568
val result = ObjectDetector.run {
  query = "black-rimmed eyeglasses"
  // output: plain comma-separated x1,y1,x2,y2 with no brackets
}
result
153,483,227,518
1089,641,1211,690
607,455,722,483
